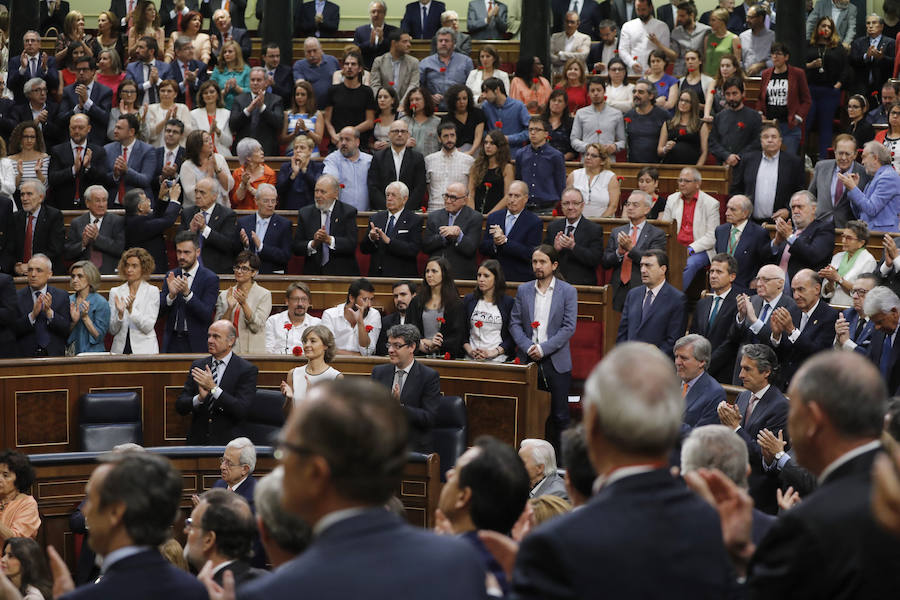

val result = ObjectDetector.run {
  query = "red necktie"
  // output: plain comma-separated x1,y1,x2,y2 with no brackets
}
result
118,146,128,205
23,214,34,262
183,64,193,109
207,114,217,152
834,172,845,207
74,146,83,201
620,225,638,284
232,305,240,334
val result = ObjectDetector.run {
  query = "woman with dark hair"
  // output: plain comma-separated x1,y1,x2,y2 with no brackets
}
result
127,0,164,62
215,251,272,353
401,87,440,156
469,129,514,214
67,261,110,355
179,129,233,207
1,538,52,600
509,55,552,114
677,50,714,101
280,325,342,408
110,246,160,354
463,259,515,362
191,80,233,156
843,94,875,147
638,166,666,219
57,41,86,94
90,11,126,62
805,16,850,160
466,45,509,102
555,58,589,115
0,451,40,543
108,79,149,143
605,57,634,113
372,86,400,150
542,88,575,160
165,10,209,63
657,89,707,165
440,83,485,154
703,53,744,120
281,80,324,153
8,122,48,192
407,256,465,358
645,50,678,111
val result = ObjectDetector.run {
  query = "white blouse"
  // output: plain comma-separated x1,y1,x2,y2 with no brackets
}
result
145,102,196,147
571,168,615,218
179,153,234,209
468,299,506,362
290,364,342,407
606,82,634,114
191,107,234,157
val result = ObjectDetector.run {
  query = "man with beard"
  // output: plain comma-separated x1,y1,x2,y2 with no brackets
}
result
264,282,322,354
708,77,762,166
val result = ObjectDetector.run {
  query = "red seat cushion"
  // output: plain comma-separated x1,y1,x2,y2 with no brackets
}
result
570,320,604,381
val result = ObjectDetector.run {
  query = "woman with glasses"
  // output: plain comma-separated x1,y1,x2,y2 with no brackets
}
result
108,79,149,143
109,247,159,354
230,137,276,210
407,256,465,358
843,94,875,148
657,90,707,165
469,129,514,214
214,251,272,354
604,57,634,114
819,220,876,306
280,325,341,408
7,122,48,195
876,102,900,171
463,259,514,362
566,143,618,218
67,261,110,355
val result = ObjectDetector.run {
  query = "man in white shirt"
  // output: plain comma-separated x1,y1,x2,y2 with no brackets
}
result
265,281,322,354
425,122,474,211
665,1,710,76
323,127,373,212
618,0,670,75
321,278,381,356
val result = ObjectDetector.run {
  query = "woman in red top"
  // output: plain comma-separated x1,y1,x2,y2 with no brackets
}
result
230,138,276,210
555,58,589,115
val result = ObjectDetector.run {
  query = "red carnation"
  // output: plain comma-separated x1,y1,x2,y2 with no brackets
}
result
613,49,619,54
421,205,427,212
436,317,446,324
532,77,539,83
711,41,718,47
624,117,632,123
687,68,695,73
552,209,558,216
710,88,716,94
658,81,665,87
737,122,745,129
633,56,638,61
443,352,451,360
484,182,493,189
617,176,625,181
373,118,381,124
495,120,503,127
603,95,607,100
475,320,484,328
339,183,345,188
292,345,303,356
679,128,686,135
595,129,603,134
365,324,373,332
439,67,446,72
388,80,395,85
531,321,540,329
513,357,521,364
283,323,293,330
873,91,880,96
478,65,484,70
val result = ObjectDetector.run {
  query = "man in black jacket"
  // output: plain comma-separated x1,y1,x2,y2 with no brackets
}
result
180,177,238,274
544,187,604,285
366,119,426,210
292,174,360,275
360,181,423,277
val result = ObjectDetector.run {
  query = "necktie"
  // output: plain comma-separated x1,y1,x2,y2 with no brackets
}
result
421,5,428,34
255,219,265,249
34,290,49,350
90,217,103,268
166,151,174,169
759,303,771,324
854,317,865,341
176,272,191,332
744,395,758,426
799,312,809,333
682,382,688,398
565,224,574,236
727,225,739,256
74,146,83,201
778,229,801,285
118,146,128,204
620,225,638,284
641,289,653,321
708,296,722,326
183,63,193,109
24,214,34,262
176,10,182,30
834,172,845,207
505,212,515,234
386,214,396,237
322,211,331,265
392,369,406,397
250,96,261,131
128,0,135,14
882,331,894,379
211,359,222,386
447,212,455,227
30,57,37,78
488,0,493,10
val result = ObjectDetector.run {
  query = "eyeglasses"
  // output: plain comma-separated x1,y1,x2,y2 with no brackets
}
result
442,193,466,200
220,457,239,468
388,129,409,134
273,438,316,461
851,288,870,296
233,265,254,272
385,342,412,351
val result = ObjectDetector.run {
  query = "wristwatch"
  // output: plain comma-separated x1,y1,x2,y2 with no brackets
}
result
774,451,785,461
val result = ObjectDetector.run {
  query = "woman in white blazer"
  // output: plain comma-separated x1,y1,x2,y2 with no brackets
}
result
109,247,160,354
214,251,272,354
662,167,722,290
190,80,234,157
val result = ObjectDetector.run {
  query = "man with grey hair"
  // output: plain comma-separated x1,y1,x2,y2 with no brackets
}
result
323,126,373,212
663,166,721,290
674,334,724,433
361,181,423,277
11,178,65,276
229,66,283,155
712,195,770,291
518,438,568,500
839,139,900,233
746,351,900,596
367,118,427,211
166,36,206,108
353,0,398,68
14,76,63,146
13,253,71,357
180,176,238,274
175,319,258,444
770,190,836,286
64,184,125,274
253,466,312,567
292,37,340,111
680,424,775,545
864,285,900,394
717,343,788,514
510,342,736,597
419,26,473,110
429,10,472,55
213,436,258,510
237,183,291,274
833,273,878,355
849,13,895,101
292,173,360,276
601,190,667,310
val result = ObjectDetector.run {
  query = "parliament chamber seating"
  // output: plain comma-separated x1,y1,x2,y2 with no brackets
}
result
432,395,467,481
245,389,288,446
78,391,143,452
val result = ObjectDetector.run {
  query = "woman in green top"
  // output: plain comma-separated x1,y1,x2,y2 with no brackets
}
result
819,220,877,306
703,8,742,77
210,40,250,110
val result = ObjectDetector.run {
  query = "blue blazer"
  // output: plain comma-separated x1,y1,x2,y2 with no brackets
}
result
841,307,875,356
714,220,770,291
13,285,72,357
124,59,170,104
7,54,59,105
848,164,900,232
239,508,487,600
616,282,686,357
509,279,578,373
479,209,543,283
103,139,156,205
401,0,446,39
735,386,789,514
771,300,840,389
59,82,113,146
463,292,515,356
159,264,219,353
0,274,17,358
213,475,257,512
683,371,725,430
164,59,208,106
237,213,292,274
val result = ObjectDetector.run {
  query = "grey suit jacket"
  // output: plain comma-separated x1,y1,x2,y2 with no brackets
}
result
809,159,869,228
550,30,592,70
64,212,126,274
467,0,508,40
421,206,483,279
531,472,569,500
370,53,421,102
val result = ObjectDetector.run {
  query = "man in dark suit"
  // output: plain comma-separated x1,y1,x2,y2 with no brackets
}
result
544,187,604,285
152,119,187,202
675,334,725,433
12,254,71,357
180,177,238,274
239,378,487,600
165,36,208,108
124,187,181,274
56,453,208,600
717,342,789,514
159,230,220,353
292,174,360,276
519,438,569,500
361,181,423,278
229,67,283,156
11,77,63,147
422,182,482,279
729,125,806,223
480,181,543,283
47,114,109,210
209,8,252,63
371,324,441,452
510,245,578,450
211,437,258,511
511,342,737,598
0,273,16,358
354,0,397,68
40,0,70,34
714,195,770,291
298,0,340,37
401,0,446,38
552,0,607,38
237,184,291,274
656,0,675,29
769,269,840,389
770,191,836,286
259,43,293,106
0,197,11,275
58,56,113,146
862,286,900,395
833,273,877,356
849,15,896,100
124,37,168,105
375,280,417,357
200,0,248,29
10,180,65,277
176,319,258,444
617,249,686,357
601,190,667,311
809,134,869,227
367,120,426,210
104,113,157,206
7,31,59,106
64,186,126,275
692,254,740,383
747,351,900,596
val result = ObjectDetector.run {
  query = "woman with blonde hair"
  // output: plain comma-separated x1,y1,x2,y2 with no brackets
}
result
190,80,233,156
95,48,126,100
280,325,342,408
214,251,272,353
703,7,741,77
54,10,93,63
109,247,159,354
566,142,619,218
67,261,110,355
528,495,572,527
209,39,249,110
145,79,195,147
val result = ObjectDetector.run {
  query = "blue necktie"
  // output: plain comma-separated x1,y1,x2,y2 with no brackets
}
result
640,289,653,324
505,212,515,234
321,211,331,265
759,303,771,324
708,296,721,326
882,331,894,379
386,214,396,237
34,290,49,350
